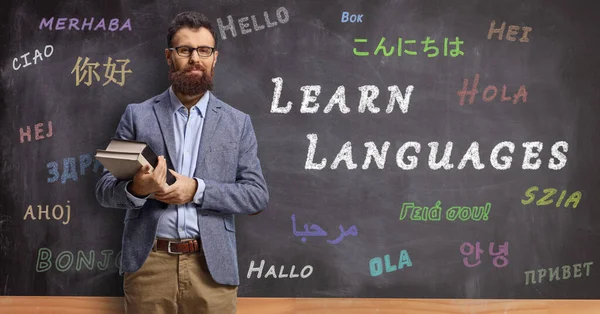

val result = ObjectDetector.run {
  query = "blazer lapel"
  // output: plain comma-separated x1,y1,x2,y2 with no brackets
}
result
153,90,178,171
196,94,222,177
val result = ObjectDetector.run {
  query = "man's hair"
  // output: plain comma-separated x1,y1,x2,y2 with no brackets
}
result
167,12,218,49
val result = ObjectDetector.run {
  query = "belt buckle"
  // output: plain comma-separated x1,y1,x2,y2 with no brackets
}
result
167,241,183,255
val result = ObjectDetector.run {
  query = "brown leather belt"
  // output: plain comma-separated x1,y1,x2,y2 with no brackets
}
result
154,239,202,255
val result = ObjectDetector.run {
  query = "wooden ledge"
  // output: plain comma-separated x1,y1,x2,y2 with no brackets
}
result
2,297,600,313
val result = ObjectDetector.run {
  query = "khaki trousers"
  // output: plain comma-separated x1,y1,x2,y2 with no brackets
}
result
123,243,237,314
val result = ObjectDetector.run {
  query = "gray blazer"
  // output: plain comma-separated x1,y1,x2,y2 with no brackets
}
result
95,89,269,286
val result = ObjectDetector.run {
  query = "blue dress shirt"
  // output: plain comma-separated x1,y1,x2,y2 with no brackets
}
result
124,86,209,240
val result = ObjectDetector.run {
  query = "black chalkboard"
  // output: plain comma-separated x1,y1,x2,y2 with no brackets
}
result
2,0,600,299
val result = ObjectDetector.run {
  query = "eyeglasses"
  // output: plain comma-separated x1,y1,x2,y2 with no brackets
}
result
169,46,215,58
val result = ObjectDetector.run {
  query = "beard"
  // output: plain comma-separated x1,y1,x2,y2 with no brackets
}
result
169,63,214,96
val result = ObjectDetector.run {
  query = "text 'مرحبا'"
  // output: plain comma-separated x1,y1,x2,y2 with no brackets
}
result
291,214,358,244
399,201,491,222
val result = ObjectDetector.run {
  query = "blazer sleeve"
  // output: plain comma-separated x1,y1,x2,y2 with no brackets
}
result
95,104,142,210
200,114,269,215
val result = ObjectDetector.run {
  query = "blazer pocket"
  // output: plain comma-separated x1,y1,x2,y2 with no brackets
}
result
223,216,236,232
210,141,238,152
124,209,141,222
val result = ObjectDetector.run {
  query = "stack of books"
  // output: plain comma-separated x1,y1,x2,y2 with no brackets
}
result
95,138,176,184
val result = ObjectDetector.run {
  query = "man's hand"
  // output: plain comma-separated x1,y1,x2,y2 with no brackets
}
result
154,170,198,205
128,156,168,197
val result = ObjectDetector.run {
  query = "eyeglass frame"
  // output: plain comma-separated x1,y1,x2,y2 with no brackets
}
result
168,46,216,58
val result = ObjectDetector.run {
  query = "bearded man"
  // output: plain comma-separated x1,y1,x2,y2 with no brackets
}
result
95,11,269,314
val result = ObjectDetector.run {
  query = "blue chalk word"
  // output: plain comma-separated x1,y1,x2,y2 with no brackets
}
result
47,153,103,184
369,250,412,277
341,12,363,23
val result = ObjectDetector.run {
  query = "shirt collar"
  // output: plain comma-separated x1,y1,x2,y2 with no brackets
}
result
168,86,209,118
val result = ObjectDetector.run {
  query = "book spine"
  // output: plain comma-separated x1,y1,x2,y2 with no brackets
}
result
141,146,158,169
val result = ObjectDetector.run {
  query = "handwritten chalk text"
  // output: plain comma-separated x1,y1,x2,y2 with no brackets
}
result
47,153,103,184
488,20,532,43
36,248,122,272
270,77,414,114
12,45,53,71
71,57,132,87
521,186,582,208
399,201,491,222
247,260,313,279
24,202,71,225
457,74,528,106
305,136,569,171
291,214,358,244
217,6,289,40
369,250,412,277
19,121,53,143
525,262,593,285
341,12,363,23
39,17,132,31
460,241,508,268
353,37,464,57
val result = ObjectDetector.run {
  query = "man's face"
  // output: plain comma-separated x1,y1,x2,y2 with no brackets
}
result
165,27,218,96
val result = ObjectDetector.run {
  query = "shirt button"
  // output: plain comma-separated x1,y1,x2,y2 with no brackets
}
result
179,228,183,232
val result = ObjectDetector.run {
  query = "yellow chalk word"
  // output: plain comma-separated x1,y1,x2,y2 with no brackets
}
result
36,248,122,272
487,20,532,43
521,186,582,208
70,56,132,87
24,202,71,224
525,262,593,285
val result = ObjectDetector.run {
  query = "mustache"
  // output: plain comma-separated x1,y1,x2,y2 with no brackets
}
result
183,64,207,72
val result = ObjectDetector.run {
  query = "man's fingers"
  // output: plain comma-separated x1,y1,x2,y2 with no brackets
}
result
155,183,176,195
154,156,165,172
154,190,176,198
137,164,152,176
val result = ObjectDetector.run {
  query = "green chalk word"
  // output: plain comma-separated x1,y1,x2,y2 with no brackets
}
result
36,248,122,272
399,201,491,222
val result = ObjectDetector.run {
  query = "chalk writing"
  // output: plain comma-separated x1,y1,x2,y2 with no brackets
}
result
19,121,53,143
246,260,313,279
71,57,132,87
457,74,528,106
47,153,103,184
217,6,289,40
487,20,532,43
291,214,358,244
39,17,132,31
399,201,491,222
270,77,414,114
12,45,53,71
522,186,582,208
460,241,508,268
353,37,464,57
36,248,122,272
369,250,412,277
23,202,71,225
341,12,363,23
305,137,569,171
525,262,593,285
